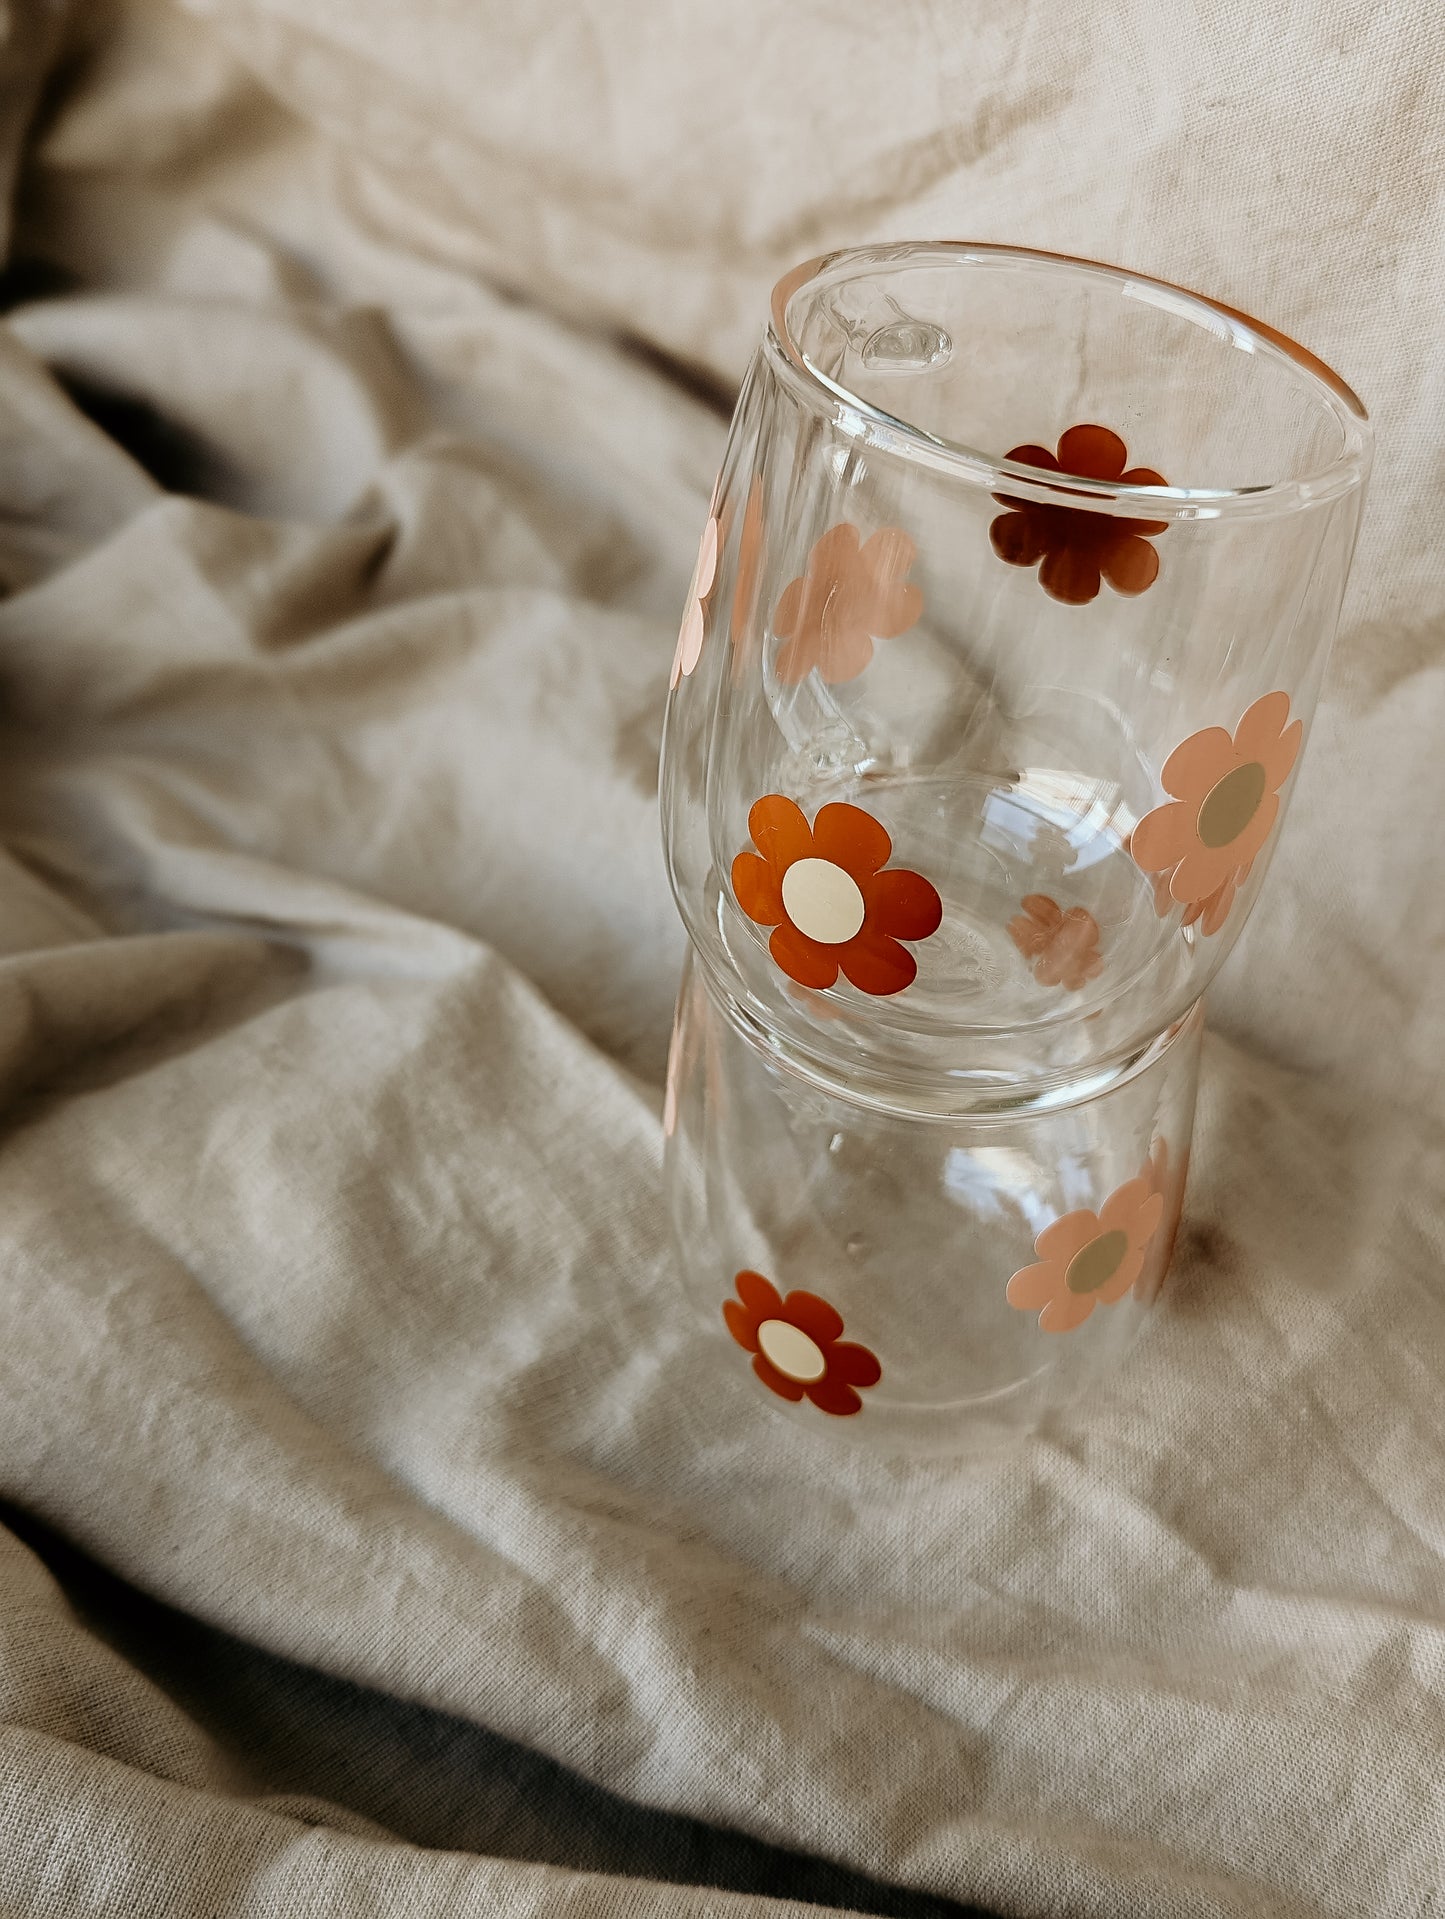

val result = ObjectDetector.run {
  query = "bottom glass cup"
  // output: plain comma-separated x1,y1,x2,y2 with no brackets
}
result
664,953,1201,1452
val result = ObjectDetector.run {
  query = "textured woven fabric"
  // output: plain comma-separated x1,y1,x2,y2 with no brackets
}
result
0,1,1441,1913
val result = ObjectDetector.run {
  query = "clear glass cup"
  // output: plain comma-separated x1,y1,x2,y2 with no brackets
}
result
660,243,1370,1439
666,954,1201,1447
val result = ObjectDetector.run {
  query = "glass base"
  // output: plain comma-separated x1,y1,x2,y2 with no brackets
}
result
665,952,1201,1453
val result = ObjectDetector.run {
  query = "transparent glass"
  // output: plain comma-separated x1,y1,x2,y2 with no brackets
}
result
668,955,1201,1449
659,243,1369,1442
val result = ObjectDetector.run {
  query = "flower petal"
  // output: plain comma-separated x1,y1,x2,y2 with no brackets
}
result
772,576,804,642
770,922,839,989
1120,466,1169,535
752,1353,806,1401
730,481,765,659
1097,1176,1153,1235
1133,1190,1166,1247
1232,690,1292,761
732,851,784,927
828,1340,883,1388
1006,1261,1062,1309
677,600,705,677
722,1298,757,1351
1170,842,1246,905
813,625,877,685
1004,442,1063,473
990,509,1054,568
775,632,824,684
858,524,917,584
1058,424,1128,481
1261,717,1303,790
1038,545,1102,605
805,1377,864,1416
783,1290,845,1346
747,793,813,872
1008,907,1052,958
837,929,917,997
1160,726,1235,799
735,1269,783,1321
1196,872,1239,935
866,867,944,940
1100,534,1160,597
1036,1209,1101,1263
1038,1291,1096,1333
694,516,720,599
868,580,924,642
812,802,892,879
1130,800,1194,875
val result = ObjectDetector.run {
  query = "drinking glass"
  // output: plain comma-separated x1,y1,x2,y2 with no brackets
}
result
660,242,1370,1445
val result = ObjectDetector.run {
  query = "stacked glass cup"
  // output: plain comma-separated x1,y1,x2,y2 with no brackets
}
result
660,243,1370,1450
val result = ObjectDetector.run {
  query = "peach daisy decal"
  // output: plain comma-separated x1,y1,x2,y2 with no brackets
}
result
729,476,766,682
1007,894,1103,991
724,1270,881,1415
732,793,943,996
1007,1174,1164,1332
1134,1137,1189,1306
1131,692,1301,934
773,522,922,684
990,424,1167,605
670,506,720,689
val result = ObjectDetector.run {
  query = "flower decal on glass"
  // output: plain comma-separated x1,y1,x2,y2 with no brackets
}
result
671,508,720,689
773,522,922,684
990,424,1167,605
1007,1174,1164,1332
732,794,943,996
1007,894,1103,991
1131,691,1301,936
1134,1137,1189,1306
724,1270,881,1415
729,476,766,683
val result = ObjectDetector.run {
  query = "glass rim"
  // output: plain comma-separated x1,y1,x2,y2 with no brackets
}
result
767,242,1371,523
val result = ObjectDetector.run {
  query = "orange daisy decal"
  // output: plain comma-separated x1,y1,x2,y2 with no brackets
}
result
732,794,942,996
1131,691,1301,933
1134,1137,1189,1306
1007,894,1103,991
990,424,1167,605
773,522,922,684
670,508,720,689
724,1270,881,1415
1007,1174,1164,1333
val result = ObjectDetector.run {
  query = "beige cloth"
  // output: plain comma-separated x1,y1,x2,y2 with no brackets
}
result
0,1,1442,1914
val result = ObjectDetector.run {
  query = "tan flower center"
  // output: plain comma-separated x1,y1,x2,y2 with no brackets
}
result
1066,1228,1130,1295
757,1318,827,1383
1197,761,1267,849
781,858,866,944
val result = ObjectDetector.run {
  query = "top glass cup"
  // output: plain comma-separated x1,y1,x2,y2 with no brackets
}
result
661,243,1370,1111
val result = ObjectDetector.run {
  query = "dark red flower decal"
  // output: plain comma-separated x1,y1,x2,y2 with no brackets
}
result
990,424,1168,605
724,1270,881,1416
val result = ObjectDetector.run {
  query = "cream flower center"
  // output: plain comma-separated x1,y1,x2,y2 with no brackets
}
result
1197,761,1267,849
1066,1228,1129,1295
757,1318,827,1383
781,858,866,944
